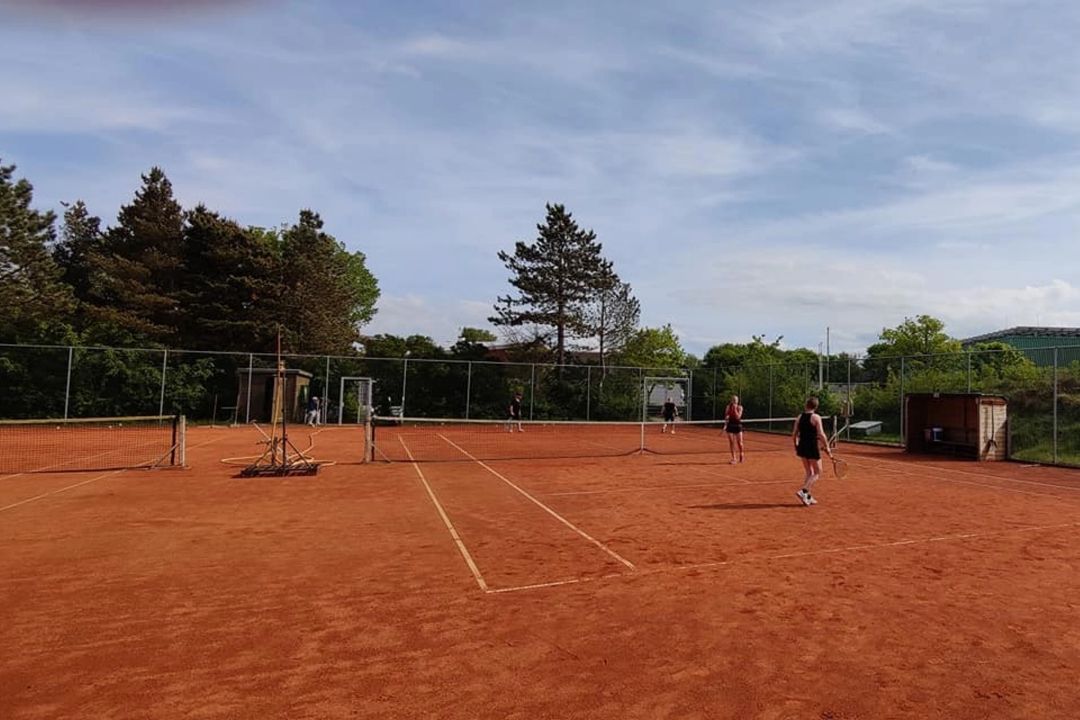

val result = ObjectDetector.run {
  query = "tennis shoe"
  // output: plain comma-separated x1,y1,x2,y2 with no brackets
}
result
796,489,812,507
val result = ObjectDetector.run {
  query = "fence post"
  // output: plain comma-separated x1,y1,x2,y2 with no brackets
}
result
586,366,591,421
401,357,408,417
529,364,535,420
712,366,718,420
966,352,972,393
465,361,473,419
323,355,330,424
899,356,905,446
768,364,774,425
846,357,852,440
63,346,73,419
245,353,254,424
157,349,169,417
1053,348,1058,464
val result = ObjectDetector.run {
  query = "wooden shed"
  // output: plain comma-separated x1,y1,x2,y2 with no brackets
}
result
235,368,313,424
904,393,1008,461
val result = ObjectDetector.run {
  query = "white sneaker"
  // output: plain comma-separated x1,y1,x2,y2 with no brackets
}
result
796,489,812,507
807,493,818,505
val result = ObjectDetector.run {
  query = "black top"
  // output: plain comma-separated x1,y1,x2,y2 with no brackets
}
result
509,397,522,417
662,401,677,419
796,412,820,459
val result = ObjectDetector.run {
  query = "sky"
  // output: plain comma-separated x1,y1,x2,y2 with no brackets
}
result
3,0,1080,356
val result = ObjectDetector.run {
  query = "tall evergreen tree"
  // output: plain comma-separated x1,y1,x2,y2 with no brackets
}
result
85,167,185,344
54,200,104,307
277,210,380,353
177,206,279,351
492,203,612,365
0,161,73,342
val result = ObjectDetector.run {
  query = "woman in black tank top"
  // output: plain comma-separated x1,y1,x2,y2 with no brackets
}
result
791,397,832,506
724,395,744,464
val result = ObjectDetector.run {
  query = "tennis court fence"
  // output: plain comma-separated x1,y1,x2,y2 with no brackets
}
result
2,342,1079,467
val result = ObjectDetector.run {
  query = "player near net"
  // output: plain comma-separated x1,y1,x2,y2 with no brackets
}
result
661,395,679,433
507,391,524,432
724,394,744,464
792,396,833,506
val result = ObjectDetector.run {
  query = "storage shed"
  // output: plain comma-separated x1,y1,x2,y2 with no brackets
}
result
904,393,1007,461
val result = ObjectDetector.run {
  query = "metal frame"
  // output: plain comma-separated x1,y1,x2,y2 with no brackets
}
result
337,376,373,425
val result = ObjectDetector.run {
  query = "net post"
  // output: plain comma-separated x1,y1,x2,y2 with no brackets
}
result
170,414,178,466
363,417,373,463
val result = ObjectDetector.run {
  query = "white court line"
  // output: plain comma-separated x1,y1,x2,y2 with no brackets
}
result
542,479,793,497
856,454,1080,493
849,458,1080,502
437,434,636,571
0,470,124,513
486,520,1080,595
485,573,625,594
399,437,488,592
675,520,1080,572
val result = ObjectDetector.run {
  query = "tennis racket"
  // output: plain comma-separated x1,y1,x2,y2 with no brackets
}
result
828,418,850,478
831,455,849,479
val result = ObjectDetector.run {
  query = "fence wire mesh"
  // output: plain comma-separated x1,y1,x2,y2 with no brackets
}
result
1,342,1076,466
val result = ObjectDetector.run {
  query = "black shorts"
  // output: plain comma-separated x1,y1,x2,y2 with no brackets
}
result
726,423,742,434
663,414,675,422
797,446,821,461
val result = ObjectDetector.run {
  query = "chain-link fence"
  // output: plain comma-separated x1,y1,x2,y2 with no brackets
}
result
1,342,1077,466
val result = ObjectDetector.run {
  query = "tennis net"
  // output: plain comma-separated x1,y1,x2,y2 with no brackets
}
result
0,415,186,474
368,416,799,462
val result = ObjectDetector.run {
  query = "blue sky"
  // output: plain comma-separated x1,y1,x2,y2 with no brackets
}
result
3,0,1080,356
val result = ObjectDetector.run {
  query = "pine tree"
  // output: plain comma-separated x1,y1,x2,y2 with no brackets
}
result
177,206,279,351
277,210,380,353
0,161,73,342
54,200,104,308
85,167,185,344
492,203,612,365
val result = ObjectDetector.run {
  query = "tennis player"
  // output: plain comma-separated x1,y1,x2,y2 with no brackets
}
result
661,396,678,433
792,396,832,506
508,391,524,432
725,395,744,464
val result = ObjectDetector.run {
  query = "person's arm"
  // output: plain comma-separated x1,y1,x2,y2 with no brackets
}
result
791,417,800,450
734,404,743,420
813,415,833,457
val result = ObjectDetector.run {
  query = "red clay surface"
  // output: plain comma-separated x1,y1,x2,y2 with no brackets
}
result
2,426,1079,719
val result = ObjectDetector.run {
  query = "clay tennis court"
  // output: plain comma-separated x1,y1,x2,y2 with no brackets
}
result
2,425,1079,719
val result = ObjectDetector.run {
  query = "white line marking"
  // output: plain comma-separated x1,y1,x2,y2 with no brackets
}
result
437,434,636,571
674,520,1080,572
863,455,1080,493
0,470,124,513
485,520,1080,594
850,459,1080,501
399,437,488,591
542,479,793,497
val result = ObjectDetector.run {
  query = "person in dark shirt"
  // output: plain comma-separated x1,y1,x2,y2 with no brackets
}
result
792,396,832,506
725,395,744,464
508,392,524,432
661,396,678,434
